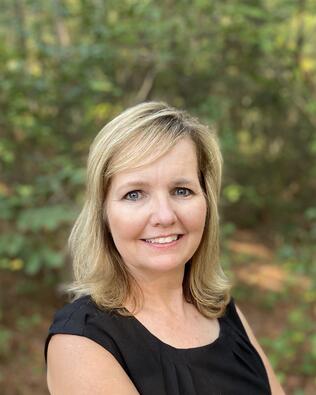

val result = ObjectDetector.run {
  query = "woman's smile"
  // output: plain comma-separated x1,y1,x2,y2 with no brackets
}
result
141,234,184,249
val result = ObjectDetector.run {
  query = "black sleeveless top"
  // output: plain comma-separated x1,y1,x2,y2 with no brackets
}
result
44,295,271,395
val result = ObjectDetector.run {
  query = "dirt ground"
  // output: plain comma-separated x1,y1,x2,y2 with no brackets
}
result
1,231,315,395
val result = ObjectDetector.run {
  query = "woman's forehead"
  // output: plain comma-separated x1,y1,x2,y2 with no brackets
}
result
109,138,200,187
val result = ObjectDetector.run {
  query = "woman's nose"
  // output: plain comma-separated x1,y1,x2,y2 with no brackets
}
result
149,195,177,227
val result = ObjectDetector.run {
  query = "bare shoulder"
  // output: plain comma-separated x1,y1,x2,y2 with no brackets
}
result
47,334,140,395
235,304,286,395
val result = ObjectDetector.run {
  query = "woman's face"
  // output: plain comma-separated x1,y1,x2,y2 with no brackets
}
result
105,137,207,281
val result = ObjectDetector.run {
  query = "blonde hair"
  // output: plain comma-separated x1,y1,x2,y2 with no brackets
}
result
64,101,231,318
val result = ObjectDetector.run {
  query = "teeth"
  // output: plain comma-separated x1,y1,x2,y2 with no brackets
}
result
145,235,179,244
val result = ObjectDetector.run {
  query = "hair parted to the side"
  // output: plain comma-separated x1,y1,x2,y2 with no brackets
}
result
63,101,232,318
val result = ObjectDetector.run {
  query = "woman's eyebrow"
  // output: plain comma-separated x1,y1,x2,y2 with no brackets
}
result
117,178,196,191
172,178,196,186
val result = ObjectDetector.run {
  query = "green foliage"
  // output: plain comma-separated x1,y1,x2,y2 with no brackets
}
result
1,0,315,271
16,314,42,332
1,1,315,391
261,302,316,377
0,327,12,358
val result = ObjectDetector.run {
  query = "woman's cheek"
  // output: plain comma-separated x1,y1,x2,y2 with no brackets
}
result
113,205,147,235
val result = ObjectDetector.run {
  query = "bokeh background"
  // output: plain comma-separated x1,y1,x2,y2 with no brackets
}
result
1,1,315,394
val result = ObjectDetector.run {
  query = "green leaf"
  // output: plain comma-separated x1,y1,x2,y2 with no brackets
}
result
17,205,78,232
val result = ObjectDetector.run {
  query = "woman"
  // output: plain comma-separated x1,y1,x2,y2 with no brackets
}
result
45,102,285,394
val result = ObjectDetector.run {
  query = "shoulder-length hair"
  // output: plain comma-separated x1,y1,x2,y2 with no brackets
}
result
64,101,231,318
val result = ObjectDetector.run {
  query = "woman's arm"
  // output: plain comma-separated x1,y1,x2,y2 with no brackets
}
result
47,334,140,395
235,305,286,395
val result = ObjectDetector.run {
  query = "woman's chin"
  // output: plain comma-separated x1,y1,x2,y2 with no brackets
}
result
139,259,186,275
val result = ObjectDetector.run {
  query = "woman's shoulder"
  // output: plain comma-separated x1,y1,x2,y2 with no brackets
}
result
44,295,125,365
47,333,140,395
46,298,140,395
48,295,101,330
221,296,251,340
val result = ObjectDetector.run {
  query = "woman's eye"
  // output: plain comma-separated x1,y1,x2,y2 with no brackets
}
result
175,187,192,196
124,190,142,201
123,188,193,200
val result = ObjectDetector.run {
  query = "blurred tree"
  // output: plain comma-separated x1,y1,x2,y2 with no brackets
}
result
0,0,314,276
1,1,316,391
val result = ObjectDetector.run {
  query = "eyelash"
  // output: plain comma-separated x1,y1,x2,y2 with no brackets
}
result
124,187,194,201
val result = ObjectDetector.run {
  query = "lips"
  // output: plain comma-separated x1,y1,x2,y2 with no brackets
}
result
141,234,184,245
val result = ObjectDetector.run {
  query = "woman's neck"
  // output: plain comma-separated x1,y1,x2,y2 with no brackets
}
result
127,268,190,319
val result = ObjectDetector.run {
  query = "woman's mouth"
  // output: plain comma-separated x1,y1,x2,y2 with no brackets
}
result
141,234,184,248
